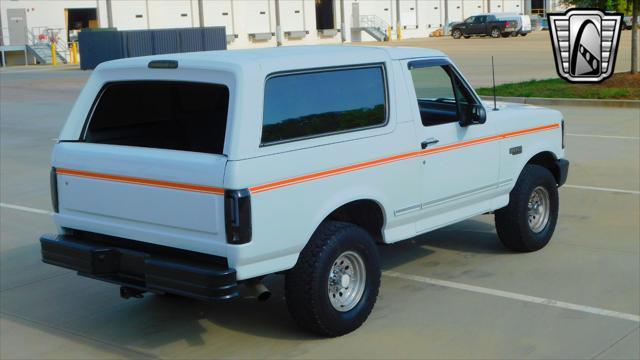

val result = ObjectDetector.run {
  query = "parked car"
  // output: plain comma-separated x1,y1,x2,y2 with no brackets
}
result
451,14,519,38
517,14,533,36
40,46,569,337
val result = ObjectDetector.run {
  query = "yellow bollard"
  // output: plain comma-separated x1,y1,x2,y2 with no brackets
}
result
387,26,392,41
397,26,402,41
51,43,57,66
71,42,78,65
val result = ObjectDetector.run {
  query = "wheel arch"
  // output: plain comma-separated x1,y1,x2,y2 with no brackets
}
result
323,199,386,243
309,196,387,247
522,151,563,185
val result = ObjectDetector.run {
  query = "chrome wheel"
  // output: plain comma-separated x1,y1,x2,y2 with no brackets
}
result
328,251,366,312
528,186,550,233
491,28,500,38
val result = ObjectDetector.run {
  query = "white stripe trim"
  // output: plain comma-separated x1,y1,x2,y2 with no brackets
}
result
383,271,640,322
0,203,52,215
564,184,640,195
566,133,640,140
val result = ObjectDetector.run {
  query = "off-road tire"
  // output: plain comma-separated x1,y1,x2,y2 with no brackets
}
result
452,29,463,39
285,221,380,337
495,164,559,252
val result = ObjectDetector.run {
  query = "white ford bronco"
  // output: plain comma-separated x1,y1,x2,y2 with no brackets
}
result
41,46,569,336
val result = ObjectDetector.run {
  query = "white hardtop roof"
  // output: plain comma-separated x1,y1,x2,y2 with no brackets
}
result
96,45,447,74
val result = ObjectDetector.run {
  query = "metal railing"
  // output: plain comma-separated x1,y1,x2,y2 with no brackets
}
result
27,27,70,61
359,14,390,31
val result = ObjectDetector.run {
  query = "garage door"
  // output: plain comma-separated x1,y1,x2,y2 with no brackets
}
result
203,0,234,35
279,0,305,31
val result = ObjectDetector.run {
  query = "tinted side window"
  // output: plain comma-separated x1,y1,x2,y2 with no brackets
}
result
262,66,387,144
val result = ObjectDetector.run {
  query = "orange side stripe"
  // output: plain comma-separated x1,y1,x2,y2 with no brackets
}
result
56,168,225,195
250,123,559,194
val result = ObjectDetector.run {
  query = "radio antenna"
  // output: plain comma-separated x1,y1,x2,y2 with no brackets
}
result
491,56,498,111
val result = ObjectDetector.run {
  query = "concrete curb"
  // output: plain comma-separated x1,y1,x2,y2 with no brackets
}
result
479,96,640,109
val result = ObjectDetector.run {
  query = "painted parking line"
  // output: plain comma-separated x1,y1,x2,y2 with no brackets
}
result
566,133,640,140
383,271,640,322
0,203,52,215
563,185,640,195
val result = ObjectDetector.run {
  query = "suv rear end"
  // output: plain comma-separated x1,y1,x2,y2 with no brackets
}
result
42,58,242,300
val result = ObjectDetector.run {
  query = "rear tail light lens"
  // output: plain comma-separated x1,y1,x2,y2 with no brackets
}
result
50,168,59,213
224,189,252,244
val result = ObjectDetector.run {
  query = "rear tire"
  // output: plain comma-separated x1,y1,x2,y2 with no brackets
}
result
285,221,380,337
520,32,528,36
495,165,559,252
452,29,463,39
501,32,510,38
491,28,501,38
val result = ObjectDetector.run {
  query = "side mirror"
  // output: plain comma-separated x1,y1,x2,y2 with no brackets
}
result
459,104,487,127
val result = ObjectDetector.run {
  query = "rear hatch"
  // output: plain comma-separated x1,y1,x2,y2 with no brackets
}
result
53,79,230,256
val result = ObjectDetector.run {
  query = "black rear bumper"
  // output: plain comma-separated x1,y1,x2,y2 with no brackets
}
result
40,232,238,301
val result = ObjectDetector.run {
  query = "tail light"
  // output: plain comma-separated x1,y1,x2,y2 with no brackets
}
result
224,189,252,244
506,21,511,27
50,167,59,213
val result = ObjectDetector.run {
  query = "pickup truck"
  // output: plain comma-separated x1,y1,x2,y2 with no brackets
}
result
40,46,569,337
451,14,518,38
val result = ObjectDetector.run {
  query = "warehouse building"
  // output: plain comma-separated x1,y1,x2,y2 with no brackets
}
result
1,0,563,64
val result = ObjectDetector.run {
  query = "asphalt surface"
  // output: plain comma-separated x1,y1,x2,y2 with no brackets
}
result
368,31,636,87
1,34,639,359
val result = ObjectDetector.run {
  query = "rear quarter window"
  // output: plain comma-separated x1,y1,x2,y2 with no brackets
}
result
84,81,229,155
261,65,387,145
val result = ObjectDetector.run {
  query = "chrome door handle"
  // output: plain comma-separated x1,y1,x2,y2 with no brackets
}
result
421,138,439,149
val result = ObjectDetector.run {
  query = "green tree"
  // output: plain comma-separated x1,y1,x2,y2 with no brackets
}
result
559,0,625,11
632,0,638,73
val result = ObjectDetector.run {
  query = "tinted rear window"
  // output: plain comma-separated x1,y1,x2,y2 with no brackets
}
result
84,82,229,154
261,65,387,144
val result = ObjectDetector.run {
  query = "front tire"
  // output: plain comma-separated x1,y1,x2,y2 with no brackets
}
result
285,221,381,337
452,29,463,39
495,165,559,252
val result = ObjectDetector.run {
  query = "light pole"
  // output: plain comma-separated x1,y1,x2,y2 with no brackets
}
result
444,0,449,35
198,0,205,27
106,0,114,28
340,0,346,43
275,0,282,46
396,0,402,40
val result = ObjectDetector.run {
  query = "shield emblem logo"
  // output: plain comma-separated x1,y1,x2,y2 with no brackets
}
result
548,9,623,83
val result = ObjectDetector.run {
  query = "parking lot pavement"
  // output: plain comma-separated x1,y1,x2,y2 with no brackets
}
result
371,31,635,87
1,68,639,359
